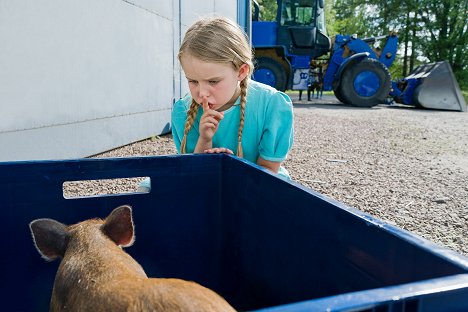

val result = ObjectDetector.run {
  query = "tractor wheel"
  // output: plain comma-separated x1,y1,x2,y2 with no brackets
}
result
253,57,287,91
333,85,349,104
339,58,391,107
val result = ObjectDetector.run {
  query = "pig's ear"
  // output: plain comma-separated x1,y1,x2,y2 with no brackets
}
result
30,219,69,261
102,205,135,247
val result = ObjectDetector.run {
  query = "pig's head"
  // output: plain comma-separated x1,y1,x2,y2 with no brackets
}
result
30,205,135,261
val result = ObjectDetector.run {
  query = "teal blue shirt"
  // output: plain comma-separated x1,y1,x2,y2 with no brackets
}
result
172,81,294,178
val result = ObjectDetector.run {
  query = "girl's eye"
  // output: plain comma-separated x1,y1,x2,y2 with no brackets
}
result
209,81,219,85
188,80,198,85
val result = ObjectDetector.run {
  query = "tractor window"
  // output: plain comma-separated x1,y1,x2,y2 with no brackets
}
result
280,1,293,25
280,0,316,26
295,6,313,25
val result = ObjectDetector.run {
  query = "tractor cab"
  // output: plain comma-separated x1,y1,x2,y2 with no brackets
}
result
277,0,330,58
252,0,330,59
252,0,330,90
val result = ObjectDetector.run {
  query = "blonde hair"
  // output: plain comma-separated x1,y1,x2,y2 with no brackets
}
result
178,17,254,157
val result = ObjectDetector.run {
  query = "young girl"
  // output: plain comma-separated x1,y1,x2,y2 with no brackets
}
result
172,16,294,178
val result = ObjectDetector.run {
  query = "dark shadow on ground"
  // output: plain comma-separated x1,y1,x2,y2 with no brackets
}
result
288,93,427,111
289,94,383,110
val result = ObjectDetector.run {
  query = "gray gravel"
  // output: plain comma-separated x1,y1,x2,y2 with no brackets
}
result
91,94,468,257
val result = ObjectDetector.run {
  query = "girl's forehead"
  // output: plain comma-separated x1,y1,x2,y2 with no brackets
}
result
181,54,235,78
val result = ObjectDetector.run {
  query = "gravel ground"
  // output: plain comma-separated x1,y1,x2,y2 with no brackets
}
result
92,94,468,257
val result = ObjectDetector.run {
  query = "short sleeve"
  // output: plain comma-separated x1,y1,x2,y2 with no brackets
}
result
259,92,294,162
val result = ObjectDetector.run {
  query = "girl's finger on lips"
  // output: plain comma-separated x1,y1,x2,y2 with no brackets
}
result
202,96,209,112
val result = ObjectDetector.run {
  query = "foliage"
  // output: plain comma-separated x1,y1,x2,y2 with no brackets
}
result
324,0,337,35
415,0,468,89
254,0,278,21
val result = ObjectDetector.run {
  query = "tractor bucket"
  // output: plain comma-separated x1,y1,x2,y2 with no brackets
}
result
407,61,466,112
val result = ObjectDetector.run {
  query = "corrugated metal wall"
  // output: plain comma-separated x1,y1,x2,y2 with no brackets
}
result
0,0,248,161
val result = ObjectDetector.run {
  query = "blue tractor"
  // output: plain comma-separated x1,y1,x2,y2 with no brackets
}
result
251,0,466,111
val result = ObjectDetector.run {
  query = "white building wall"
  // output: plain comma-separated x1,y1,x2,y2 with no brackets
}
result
0,0,247,161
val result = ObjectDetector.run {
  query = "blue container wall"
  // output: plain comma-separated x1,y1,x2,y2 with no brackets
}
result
0,155,467,311
219,156,468,310
1,156,227,311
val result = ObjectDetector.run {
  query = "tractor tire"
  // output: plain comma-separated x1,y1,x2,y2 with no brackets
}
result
339,58,391,107
253,57,287,91
333,85,349,104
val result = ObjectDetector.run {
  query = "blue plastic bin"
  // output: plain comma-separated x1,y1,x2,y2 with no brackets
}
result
1,154,467,311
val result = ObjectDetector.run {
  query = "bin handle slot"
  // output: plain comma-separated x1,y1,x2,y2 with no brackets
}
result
62,177,151,199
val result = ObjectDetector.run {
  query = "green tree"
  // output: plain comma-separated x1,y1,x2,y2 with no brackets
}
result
332,0,376,37
324,0,337,35
370,0,421,76
255,0,278,21
416,0,468,88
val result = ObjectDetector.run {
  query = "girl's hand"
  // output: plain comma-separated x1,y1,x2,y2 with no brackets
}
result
204,147,234,155
199,97,224,142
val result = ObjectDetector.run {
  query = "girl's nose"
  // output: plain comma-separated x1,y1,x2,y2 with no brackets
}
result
198,84,210,98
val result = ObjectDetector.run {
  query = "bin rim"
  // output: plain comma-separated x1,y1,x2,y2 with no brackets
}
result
253,273,468,311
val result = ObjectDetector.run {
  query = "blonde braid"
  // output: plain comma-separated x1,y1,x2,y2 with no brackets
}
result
236,78,248,157
180,99,199,154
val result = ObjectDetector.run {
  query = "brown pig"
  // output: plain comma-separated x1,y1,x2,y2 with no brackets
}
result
29,205,236,312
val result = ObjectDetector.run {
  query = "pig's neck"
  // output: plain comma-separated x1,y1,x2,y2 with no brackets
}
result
58,235,148,283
